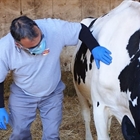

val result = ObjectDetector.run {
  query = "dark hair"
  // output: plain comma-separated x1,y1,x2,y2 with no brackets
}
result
10,16,39,42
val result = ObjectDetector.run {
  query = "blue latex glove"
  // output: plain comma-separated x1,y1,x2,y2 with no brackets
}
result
92,46,112,69
0,108,9,130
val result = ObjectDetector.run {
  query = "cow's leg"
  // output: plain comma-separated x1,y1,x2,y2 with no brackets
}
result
93,102,110,140
74,85,93,140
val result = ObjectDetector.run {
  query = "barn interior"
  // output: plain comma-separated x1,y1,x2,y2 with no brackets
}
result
1,0,139,139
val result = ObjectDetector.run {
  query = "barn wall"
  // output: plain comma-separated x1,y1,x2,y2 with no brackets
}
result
0,0,138,71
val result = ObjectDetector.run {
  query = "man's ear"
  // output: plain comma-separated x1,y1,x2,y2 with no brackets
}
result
15,42,21,48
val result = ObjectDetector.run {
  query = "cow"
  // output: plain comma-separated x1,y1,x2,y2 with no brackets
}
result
71,0,140,140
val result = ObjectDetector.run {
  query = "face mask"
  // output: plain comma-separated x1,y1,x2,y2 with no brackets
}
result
28,36,47,55
17,34,48,55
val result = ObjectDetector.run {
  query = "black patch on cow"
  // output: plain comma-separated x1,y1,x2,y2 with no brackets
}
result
97,102,100,107
121,115,140,140
127,30,140,58
74,43,89,84
89,55,93,70
119,30,140,92
73,19,96,84
118,52,140,93
88,19,97,29
119,29,140,133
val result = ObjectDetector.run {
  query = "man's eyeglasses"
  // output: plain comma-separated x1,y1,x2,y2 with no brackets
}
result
28,34,44,50
17,34,44,51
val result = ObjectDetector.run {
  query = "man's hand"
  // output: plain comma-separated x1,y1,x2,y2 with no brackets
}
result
0,108,9,130
92,46,112,69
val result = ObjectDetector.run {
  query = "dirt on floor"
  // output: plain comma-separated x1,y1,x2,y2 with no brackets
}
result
0,72,124,140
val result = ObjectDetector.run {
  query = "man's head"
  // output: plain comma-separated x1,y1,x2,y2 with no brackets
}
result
10,16,47,55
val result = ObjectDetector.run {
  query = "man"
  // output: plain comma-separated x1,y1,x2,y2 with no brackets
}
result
0,16,112,140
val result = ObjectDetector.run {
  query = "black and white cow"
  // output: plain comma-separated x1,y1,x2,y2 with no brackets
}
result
71,0,140,140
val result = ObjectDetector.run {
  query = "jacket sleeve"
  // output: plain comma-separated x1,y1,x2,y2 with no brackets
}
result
79,23,99,51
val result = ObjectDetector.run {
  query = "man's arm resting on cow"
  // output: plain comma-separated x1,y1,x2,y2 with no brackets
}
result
0,81,9,130
79,23,112,69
